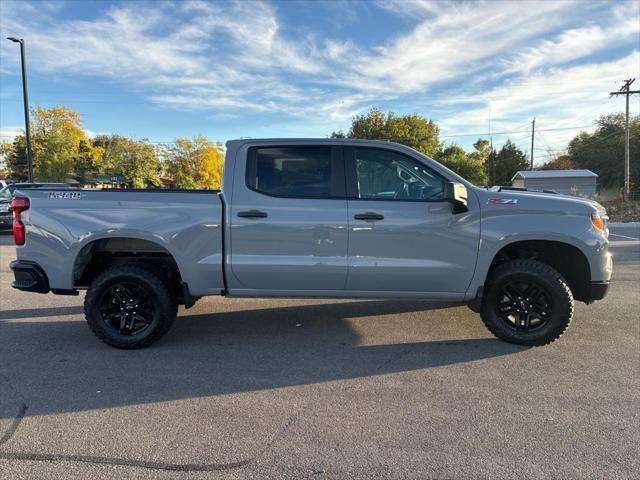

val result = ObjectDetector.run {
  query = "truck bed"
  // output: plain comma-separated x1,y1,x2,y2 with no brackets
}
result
14,189,224,296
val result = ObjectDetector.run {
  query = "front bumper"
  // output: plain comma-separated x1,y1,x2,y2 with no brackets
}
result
10,260,50,293
586,281,609,303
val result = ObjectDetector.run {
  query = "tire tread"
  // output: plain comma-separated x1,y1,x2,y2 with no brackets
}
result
480,260,574,346
84,264,177,349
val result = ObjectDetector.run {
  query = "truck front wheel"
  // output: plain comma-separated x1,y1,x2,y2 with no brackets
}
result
480,260,574,346
84,264,178,349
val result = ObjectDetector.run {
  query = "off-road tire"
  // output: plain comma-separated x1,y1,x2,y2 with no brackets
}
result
84,264,177,349
480,260,574,346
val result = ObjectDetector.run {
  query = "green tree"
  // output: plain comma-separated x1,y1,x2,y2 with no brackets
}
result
494,139,529,185
436,144,466,171
332,108,496,184
331,107,441,157
164,136,224,190
465,139,491,185
0,106,104,182
93,135,161,188
567,113,639,189
435,139,489,185
1,136,29,180
29,106,103,182
75,138,104,184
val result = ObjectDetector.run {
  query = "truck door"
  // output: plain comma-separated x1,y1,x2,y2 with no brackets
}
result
344,146,480,294
228,145,348,292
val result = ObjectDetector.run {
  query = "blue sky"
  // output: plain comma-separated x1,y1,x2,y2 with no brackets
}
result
0,0,638,165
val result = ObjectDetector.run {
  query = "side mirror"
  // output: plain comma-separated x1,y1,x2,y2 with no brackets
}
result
444,182,468,213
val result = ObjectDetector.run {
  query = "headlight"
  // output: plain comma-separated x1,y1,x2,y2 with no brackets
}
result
591,212,608,232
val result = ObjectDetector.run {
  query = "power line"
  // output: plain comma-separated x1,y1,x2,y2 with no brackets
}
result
0,123,601,144
436,124,595,139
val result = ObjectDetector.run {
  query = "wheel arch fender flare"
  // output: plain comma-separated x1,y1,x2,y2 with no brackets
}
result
71,230,185,285
467,232,593,301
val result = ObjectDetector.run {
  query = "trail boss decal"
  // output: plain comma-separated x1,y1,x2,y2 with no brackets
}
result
487,198,518,205
48,191,82,200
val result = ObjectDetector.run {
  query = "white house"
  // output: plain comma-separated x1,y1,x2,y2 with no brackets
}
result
511,170,598,197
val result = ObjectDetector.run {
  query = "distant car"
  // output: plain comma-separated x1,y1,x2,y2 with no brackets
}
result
0,182,72,229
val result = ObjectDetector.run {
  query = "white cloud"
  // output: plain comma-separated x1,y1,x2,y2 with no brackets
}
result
435,51,640,163
0,126,24,144
0,0,638,154
503,2,640,75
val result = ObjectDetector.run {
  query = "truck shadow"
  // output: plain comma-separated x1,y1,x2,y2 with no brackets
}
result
0,300,525,418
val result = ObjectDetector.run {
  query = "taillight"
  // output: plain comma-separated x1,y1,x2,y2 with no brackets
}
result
10,197,29,245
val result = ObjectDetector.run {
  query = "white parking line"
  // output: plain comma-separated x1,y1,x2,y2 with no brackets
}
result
610,233,640,241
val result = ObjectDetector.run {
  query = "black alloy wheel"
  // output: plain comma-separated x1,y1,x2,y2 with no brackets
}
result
84,264,178,349
495,279,552,332
99,282,156,336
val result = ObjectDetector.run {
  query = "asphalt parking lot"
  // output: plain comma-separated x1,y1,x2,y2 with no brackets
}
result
1,225,638,479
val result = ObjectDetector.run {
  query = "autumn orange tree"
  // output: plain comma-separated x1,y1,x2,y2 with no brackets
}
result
3,106,102,182
163,136,224,189
539,155,574,170
31,106,103,182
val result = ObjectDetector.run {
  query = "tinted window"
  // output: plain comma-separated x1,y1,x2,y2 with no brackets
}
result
354,148,444,200
248,147,334,198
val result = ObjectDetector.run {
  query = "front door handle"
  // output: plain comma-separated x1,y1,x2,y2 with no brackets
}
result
238,210,268,218
354,212,384,221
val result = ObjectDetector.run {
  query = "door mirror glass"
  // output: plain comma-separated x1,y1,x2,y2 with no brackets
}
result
444,182,468,213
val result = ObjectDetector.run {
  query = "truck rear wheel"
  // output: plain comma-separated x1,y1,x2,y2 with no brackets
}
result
480,260,574,346
84,264,178,349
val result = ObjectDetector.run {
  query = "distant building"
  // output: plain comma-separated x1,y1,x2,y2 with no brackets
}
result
511,169,598,197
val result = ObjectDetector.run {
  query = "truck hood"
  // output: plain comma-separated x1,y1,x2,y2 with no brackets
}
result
475,187,606,216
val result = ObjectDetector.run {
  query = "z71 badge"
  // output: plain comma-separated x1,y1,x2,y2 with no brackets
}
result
487,198,518,205
48,191,82,200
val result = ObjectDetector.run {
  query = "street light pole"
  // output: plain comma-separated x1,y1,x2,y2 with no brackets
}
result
7,37,34,182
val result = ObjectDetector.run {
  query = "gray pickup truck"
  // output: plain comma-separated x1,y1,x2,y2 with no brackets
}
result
9,139,612,349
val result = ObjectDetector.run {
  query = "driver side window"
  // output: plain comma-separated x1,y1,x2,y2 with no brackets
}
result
353,148,444,200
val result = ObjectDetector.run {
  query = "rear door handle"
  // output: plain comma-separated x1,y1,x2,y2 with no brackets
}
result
354,212,384,221
238,210,268,218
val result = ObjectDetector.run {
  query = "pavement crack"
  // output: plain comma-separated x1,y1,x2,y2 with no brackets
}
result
255,408,303,462
0,373,28,448
0,451,250,472
0,373,249,472
0,404,27,447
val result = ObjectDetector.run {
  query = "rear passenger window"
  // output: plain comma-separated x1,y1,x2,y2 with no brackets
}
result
247,147,336,198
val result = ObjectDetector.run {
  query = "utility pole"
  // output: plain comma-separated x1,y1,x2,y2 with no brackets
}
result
488,104,495,185
6,37,33,182
530,117,535,170
610,78,639,199
490,137,495,186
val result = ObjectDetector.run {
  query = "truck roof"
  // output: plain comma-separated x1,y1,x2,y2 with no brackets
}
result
226,138,407,148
